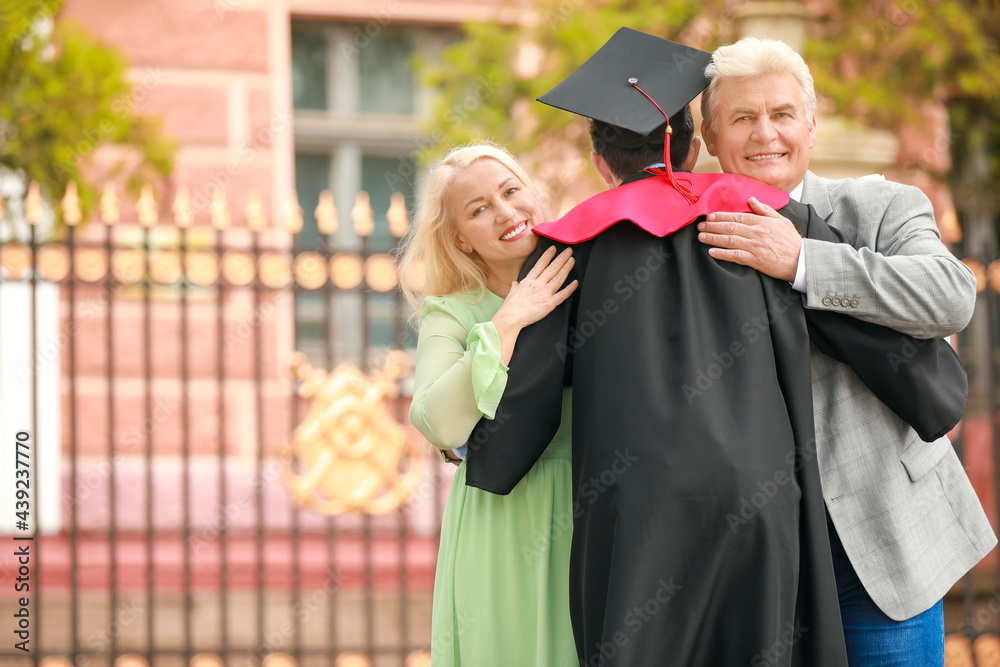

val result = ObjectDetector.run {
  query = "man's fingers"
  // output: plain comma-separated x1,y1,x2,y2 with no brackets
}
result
747,196,780,217
707,211,752,224
706,211,772,226
698,231,748,250
707,246,754,267
698,219,757,236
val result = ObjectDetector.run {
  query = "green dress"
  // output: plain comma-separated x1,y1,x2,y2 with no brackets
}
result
409,289,576,667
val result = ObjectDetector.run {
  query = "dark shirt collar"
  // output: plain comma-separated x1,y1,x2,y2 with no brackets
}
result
620,167,691,186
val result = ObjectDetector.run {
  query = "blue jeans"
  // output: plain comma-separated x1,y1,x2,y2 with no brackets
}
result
829,524,944,666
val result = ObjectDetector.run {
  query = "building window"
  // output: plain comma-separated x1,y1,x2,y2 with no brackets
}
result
290,22,457,368
291,30,326,111
358,32,415,116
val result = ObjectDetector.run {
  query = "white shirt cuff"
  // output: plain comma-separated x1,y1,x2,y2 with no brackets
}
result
790,242,807,293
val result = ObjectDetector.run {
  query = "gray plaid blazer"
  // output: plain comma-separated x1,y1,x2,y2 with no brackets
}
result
800,170,996,620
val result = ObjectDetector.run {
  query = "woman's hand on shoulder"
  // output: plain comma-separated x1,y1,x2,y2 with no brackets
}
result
497,246,578,329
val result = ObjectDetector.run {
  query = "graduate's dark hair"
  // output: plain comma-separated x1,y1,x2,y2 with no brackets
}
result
590,104,694,181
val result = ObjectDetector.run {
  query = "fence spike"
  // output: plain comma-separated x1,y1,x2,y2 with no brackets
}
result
25,181,43,225
284,192,303,234
62,181,82,226
173,186,193,228
988,260,1000,294
387,192,409,237
100,182,120,225
352,191,374,237
138,184,158,227
316,189,337,236
211,191,230,229
246,190,267,231
963,258,986,294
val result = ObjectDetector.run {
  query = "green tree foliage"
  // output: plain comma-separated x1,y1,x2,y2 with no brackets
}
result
0,0,175,221
807,0,1000,126
806,0,1000,247
421,0,999,241
417,0,728,190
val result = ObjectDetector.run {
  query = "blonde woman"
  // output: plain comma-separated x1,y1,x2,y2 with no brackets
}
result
399,144,578,665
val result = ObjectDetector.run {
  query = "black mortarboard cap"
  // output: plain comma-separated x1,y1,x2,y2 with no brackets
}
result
538,27,713,148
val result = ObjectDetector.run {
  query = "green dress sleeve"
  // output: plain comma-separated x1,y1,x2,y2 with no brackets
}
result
409,296,509,449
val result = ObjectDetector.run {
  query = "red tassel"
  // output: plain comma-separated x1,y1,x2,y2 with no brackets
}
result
643,126,699,204
630,81,699,205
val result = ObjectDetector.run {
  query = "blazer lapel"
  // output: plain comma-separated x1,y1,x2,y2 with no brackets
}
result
800,171,834,220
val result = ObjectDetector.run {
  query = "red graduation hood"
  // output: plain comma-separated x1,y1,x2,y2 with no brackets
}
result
533,172,791,244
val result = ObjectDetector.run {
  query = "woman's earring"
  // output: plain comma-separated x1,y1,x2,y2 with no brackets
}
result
463,247,473,253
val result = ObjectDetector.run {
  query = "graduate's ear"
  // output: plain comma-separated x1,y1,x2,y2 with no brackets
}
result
701,119,718,156
590,151,617,187
681,136,701,172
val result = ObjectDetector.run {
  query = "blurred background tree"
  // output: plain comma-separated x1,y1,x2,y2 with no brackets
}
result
419,0,999,243
806,0,1000,259
0,0,175,223
416,0,730,210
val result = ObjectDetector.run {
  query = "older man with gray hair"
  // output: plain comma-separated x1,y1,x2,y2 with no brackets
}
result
698,36,995,665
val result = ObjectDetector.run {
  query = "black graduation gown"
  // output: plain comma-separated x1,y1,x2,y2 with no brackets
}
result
464,172,966,666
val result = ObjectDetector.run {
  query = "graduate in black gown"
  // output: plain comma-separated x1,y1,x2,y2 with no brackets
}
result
462,29,966,666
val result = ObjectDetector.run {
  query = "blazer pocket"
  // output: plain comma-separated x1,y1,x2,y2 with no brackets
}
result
900,436,953,482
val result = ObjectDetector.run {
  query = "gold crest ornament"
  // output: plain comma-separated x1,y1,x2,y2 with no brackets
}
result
282,351,424,515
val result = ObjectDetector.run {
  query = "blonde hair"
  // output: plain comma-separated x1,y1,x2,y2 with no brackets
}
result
396,143,541,317
702,37,817,132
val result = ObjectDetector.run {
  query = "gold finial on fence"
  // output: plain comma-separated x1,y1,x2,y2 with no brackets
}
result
0,194,5,223
62,181,81,226
211,191,230,229
387,192,409,238
25,181,43,225
113,655,148,667
100,182,120,225
964,258,986,294
173,186,193,228
245,190,267,232
189,655,225,667
316,189,337,236
137,184,158,227
334,653,372,667
365,254,398,292
940,205,962,245
262,655,297,667
39,657,74,667
405,651,432,667
284,191,303,234
352,191,374,237
988,260,1000,294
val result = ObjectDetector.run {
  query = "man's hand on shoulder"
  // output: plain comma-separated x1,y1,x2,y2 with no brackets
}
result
698,197,802,282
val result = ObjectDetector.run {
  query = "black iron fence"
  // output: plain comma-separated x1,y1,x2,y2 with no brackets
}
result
1,182,1000,666
0,182,441,667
